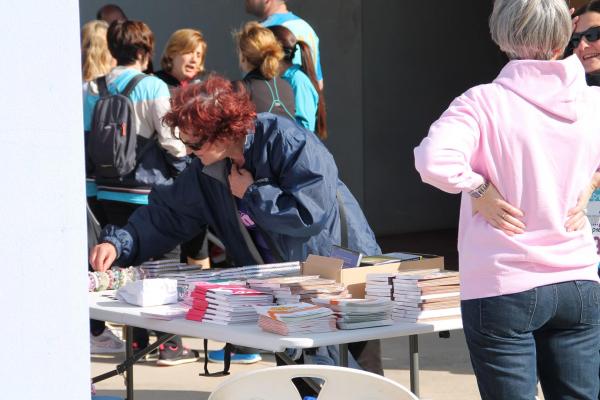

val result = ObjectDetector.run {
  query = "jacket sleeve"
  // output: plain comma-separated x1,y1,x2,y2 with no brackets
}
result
414,91,485,194
100,163,208,266
243,130,336,238
150,82,187,159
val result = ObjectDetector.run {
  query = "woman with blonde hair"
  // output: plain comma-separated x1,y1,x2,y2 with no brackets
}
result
235,21,295,120
156,28,207,89
81,20,115,83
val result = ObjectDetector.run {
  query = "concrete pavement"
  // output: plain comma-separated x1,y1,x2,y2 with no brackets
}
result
91,329,482,399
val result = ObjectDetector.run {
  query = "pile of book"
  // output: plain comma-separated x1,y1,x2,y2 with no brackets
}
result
392,271,461,323
138,259,203,279
312,298,394,329
247,275,349,304
185,282,273,325
175,261,301,292
364,273,397,300
254,303,337,335
139,303,190,320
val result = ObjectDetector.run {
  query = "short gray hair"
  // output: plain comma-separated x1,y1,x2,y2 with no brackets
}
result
490,0,571,60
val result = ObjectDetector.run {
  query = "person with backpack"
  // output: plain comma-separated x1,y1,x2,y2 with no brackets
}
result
89,75,384,386
235,21,296,121
84,20,195,366
268,25,327,140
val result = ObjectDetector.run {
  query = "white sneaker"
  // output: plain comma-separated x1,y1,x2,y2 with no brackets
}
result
90,328,125,354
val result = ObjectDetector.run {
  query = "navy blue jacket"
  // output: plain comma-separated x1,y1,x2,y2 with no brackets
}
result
101,113,381,266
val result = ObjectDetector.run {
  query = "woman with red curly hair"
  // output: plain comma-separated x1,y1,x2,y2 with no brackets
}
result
89,74,383,379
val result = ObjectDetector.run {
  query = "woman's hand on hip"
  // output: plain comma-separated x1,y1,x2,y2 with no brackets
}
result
565,172,600,232
472,183,525,236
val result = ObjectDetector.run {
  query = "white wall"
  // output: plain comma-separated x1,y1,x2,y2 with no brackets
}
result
0,0,90,398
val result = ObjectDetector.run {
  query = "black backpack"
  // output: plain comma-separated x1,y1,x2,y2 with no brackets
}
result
87,74,147,179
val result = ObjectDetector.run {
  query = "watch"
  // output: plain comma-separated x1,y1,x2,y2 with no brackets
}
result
469,181,490,198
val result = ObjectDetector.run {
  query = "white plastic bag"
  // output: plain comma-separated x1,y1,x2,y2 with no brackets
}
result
116,278,178,307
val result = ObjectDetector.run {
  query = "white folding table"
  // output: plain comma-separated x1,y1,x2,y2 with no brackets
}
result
90,291,463,399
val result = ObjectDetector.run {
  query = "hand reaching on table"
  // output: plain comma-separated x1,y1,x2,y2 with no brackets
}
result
89,243,117,272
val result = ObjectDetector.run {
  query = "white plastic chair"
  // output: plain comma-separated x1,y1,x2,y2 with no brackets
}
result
207,365,419,400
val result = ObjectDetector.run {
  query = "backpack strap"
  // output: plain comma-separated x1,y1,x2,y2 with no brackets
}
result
263,77,295,120
202,339,232,376
121,74,147,98
96,76,109,98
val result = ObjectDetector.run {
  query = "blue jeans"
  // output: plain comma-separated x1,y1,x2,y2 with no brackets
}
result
461,280,600,400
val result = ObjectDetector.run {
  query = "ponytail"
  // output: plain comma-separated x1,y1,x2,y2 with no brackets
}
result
298,41,327,140
260,47,282,79
237,22,284,80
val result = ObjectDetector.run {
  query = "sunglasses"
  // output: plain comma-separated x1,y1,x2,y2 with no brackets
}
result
569,26,600,49
179,134,210,151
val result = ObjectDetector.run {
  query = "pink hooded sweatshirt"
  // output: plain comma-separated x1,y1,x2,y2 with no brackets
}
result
414,55,600,300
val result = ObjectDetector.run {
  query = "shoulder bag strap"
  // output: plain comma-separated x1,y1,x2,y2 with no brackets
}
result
202,339,232,376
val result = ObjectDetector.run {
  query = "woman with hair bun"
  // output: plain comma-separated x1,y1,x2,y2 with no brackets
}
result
235,21,295,120
268,25,327,139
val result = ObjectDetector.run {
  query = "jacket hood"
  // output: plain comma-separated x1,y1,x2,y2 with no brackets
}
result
493,55,587,122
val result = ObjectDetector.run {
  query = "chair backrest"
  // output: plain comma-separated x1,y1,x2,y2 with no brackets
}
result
207,365,419,400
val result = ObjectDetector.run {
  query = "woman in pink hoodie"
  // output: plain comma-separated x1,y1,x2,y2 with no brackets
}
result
414,0,600,399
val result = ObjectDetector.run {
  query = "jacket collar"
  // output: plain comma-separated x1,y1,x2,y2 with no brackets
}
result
201,159,229,184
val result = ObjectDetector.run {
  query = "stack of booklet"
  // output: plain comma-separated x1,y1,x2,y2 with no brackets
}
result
254,303,337,335
312,298,394,329
247,276,349,304
140,303,190,320
365,273,397,300
138,259,204,279
392,271,461,323
185,282,273,325
174,261,301,292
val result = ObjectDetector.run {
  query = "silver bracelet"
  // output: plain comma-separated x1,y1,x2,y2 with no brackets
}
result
469,181,490,198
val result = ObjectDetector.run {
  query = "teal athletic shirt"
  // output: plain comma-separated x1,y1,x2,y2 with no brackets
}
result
262,12,323,82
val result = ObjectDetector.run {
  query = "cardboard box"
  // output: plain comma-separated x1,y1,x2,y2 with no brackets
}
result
302,253,444,298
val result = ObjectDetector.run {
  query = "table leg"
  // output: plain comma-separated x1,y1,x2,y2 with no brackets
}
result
125,325,134,400
338,343,349,367
275,351,322,394
409,334,419,397
92,331,175,386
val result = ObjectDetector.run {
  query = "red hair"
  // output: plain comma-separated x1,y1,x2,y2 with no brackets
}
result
163,75,256,144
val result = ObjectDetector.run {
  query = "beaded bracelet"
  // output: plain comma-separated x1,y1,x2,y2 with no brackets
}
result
97,271,110,291
106,269,115,290
91,272,100,292
88,272,97,292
